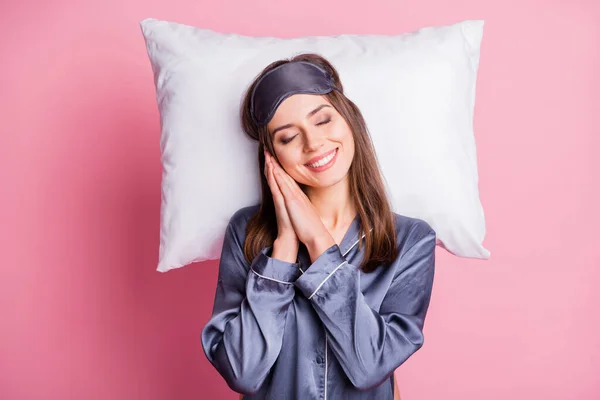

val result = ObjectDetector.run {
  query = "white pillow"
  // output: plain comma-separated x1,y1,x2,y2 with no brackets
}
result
139,18,491,272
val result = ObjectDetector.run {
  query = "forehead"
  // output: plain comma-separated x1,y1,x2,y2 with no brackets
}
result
270,94,331,123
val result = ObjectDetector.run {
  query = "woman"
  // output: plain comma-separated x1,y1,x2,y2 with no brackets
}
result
201,53,436,400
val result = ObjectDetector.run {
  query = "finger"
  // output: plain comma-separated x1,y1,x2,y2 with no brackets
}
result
265,156,275,191
263,150,269,177
265,158,271,179
269,152,282,170
265,152,302,198
273,168,294,201
268,159,285,203
265,149,274,165
272,162,303,198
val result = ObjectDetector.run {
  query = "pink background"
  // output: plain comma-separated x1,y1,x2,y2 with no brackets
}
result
1,0,599,399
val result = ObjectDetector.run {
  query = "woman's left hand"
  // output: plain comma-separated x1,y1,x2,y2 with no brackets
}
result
268,153,336,260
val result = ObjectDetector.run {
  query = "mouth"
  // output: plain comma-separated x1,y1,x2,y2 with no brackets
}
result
304,147,339,172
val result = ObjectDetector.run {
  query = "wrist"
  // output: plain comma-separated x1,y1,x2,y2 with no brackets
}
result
306,232,336,263
272,237,299,264
277,232,298,244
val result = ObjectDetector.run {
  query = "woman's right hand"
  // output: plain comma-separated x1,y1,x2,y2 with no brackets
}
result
264,149,298,243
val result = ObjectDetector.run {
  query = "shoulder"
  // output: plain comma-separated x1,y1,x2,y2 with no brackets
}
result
227,203,261,237
391,212,436,256
219,204,261,271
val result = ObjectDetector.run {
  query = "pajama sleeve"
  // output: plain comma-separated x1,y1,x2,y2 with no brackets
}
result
293,222,436,391
201,212,301,395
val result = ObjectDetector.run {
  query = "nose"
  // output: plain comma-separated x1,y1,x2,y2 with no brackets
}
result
303,127,326,153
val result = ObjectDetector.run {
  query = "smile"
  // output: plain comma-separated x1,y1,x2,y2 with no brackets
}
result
305,148,339,172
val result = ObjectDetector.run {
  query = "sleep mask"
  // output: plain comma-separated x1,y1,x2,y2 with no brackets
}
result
250,61,341,126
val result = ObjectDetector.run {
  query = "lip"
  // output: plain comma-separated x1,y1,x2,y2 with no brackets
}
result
304,147,339,172
305,148,338,166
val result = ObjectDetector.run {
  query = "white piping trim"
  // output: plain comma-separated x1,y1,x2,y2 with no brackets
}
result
250,268,294,285
343,228,371,257
307,231,369,300
343,233,364,257
307,260,347,300
300,229,370,291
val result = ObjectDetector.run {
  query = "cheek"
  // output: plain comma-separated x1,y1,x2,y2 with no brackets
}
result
336,125,354,154
331,119,351,140
276,151,300,176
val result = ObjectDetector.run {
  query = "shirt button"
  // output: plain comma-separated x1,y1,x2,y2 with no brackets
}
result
316,355,324,364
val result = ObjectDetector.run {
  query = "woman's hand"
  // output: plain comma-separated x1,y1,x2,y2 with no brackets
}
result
266,151,336,260
264,149,298,243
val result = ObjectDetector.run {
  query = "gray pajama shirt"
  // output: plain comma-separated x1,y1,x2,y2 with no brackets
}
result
201,204,436,399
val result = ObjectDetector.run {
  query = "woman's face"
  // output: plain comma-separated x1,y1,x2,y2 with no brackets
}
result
267,94,355,189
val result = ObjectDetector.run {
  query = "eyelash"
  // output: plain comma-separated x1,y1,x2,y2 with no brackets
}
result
281,118,331,144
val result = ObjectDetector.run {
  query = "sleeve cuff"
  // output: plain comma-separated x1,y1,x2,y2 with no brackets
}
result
294,244,348,299
251,246,302,284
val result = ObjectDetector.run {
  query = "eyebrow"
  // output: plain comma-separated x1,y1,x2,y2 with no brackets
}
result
270,104,331,137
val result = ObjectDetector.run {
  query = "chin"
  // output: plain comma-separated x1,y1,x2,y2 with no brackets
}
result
305,170,350,189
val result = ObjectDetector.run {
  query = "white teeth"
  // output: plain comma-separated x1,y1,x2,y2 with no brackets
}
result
307,149,336,168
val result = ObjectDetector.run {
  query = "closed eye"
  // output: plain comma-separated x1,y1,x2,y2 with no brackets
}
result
281,135,297,144
280,118,332,144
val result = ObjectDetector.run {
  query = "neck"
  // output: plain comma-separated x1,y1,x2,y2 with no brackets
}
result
303,174,356,231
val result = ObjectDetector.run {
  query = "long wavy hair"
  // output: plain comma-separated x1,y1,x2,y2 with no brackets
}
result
240,53,398,273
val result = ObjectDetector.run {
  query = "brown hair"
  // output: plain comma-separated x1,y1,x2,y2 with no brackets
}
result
240,53,398,273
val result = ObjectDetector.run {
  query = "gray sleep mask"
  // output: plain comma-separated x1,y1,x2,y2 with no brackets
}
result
250,61,341,126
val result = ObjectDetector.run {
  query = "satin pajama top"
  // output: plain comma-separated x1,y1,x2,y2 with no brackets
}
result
201,204,437,399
